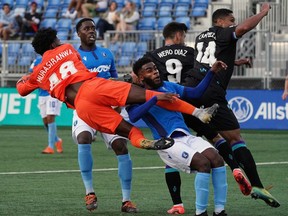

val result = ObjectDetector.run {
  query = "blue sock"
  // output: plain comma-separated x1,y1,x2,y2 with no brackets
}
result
195,172,210,214
212,166,227,214
78,144,94,194
48,122,57,149
117,154,132,202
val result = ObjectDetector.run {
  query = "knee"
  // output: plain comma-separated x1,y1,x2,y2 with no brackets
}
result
190,153,211,173
77,131,93,144
112,138,128,155
211,154,225,168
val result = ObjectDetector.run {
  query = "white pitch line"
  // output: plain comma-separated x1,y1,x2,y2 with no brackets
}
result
0,161,287,175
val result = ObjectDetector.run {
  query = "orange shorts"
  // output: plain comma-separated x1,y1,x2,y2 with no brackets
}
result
74,77,132,134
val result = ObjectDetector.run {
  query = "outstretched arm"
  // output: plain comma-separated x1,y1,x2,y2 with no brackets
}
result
234,58,252,67
235,3,270,38
16,74,38,96
182,61,227,99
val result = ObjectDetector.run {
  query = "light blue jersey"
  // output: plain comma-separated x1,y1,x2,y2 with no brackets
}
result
129,81,190,139
77,46,117,79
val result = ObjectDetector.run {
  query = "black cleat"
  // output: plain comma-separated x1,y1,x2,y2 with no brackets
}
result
140,138,174,150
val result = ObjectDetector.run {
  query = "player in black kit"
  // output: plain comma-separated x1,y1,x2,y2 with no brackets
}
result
145,22,251,215
185,4,280,208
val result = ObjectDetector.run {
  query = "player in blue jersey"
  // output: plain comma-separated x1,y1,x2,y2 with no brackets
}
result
29,56,63,154
72,18,138,212
128,57,228,216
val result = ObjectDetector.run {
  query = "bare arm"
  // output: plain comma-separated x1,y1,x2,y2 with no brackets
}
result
282,76,288,100
235,3,270,38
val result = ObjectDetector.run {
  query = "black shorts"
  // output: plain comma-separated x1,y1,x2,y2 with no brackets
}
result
184,76,240,131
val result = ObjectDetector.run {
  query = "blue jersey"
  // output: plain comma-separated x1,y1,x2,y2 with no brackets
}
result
29,56,49,96
128,81,190,139
77,46,118,79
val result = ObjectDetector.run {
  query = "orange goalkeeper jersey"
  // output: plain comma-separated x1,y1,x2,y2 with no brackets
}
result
17,44,97,103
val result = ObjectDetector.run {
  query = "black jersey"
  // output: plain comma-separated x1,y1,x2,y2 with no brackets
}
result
193,26,238,90
145,44,194,84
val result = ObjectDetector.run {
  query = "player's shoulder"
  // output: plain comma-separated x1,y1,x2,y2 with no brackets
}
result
97,46,114,56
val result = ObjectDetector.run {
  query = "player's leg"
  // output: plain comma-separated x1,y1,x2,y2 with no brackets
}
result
101,133,138,213
72,111,97,211
165,166,185,215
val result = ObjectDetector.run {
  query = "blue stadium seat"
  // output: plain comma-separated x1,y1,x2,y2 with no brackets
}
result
8,56,17,65
1,0,14,8
142,3,157,17
143,0,158,5
43,8,58,18
39,18,57,29
177,0,191,5
121,42,137,57
8,43,21,57
138,17,156,30
47,0,61,9
118,56,131,67
158,3,173,17
15,0,29,7
18,56,33,66
174,4,190,17
56,18,72,32
194,0,209,8
160,0,175,4
175,16,191,28
62,0,71,7
108,42,121,57
191,7,207,17
21,43,36,58
57,30,70,40
156,17,173,30
136,42,148,56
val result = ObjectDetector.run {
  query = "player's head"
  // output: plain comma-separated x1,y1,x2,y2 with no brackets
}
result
76,18,96,47
133,57,163,89
163,22,188,45
32,27,60,55
212,8,235,28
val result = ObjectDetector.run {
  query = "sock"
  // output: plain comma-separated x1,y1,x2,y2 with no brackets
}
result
232,142,263,188
128,126,146,148
195,172,210,215
48,122,57,149
165,166,182,205
214,139,239,171
212,166,227,214
117,154,132,202
145,90,196,115
78,144,94,194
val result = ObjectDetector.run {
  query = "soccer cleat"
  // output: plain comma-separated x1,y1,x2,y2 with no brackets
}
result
193,103,219,123
121,201,138,213
85,193,98,211
42,146,54,154
167,205,185,214
55,138,63,153
233,168,252,196
213,210,227,216
195,211,208,216
251,187,280,208
140,138,174,150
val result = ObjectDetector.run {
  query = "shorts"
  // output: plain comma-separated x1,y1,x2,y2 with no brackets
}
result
157,135,215,174
38,95,62,118
74,78,132,134
184,76,240,131
72,110,128,148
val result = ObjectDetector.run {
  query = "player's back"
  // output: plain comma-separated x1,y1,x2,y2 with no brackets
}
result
145,44,194,84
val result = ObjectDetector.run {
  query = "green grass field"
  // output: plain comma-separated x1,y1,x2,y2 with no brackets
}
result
0,126,287,216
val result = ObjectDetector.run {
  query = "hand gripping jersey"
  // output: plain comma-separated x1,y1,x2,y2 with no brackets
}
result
17,44,97,104
193,26,238,90
145,44,194,84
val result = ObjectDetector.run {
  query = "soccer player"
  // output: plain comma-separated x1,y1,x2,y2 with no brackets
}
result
30,56,63,154
145,21,250,214
72,18,137,212
128,57,228,216
185,3,280,208
282,75,288,100
16,28,217,160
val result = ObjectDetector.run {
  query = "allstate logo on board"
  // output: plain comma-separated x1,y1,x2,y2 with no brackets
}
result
228,96,253,123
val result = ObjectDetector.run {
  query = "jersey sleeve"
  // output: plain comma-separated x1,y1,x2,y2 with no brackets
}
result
16,74,38,96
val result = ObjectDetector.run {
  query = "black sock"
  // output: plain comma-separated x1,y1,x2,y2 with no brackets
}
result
165,170,182,205
215,139,239,171
233,146,264,188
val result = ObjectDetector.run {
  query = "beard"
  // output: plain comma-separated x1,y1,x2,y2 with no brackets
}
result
143,77,163,89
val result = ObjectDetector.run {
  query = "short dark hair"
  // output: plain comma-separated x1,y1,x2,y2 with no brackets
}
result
162,22,188,39
32,27,57,55
212,8,233,24
2,3,10,9
132,57,153,76
76,18,95,33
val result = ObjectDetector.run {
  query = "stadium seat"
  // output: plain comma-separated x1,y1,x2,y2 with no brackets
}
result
177,0,192,6
62,0,71,7
136,42,148,56
191,7,207,17
8,56,17,65
108,42,121,57
158,3,173,17
18,56,33,67
1,0,14,8
43,8,58,19
56,18,73,32
175,16,191,28
118,56,131,67
21,43,36,59
57,31,70,40
39,18,57,29
160,0,175,4
143,0,158,5
142,3,157,17
156,17,173,30
46,0,61,9
174,4,190,17
8,43,21,57
138,17,156,30
121,42,137,57
194,0,209,8
15,0,29,7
